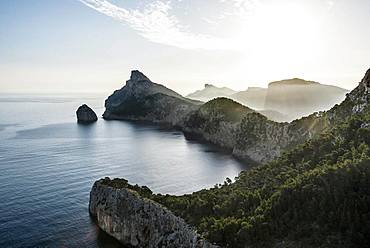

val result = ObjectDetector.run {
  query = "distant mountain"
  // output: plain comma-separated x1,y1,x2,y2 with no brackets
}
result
186,84,237,102
231,87,267,110
264,78,348,121
103,70,201,126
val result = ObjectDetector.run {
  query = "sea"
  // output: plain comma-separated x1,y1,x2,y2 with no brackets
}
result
0,93,247,248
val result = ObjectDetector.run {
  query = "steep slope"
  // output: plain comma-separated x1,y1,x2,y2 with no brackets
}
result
153,111,370,248
181,69,369,163
94,113,370,247
183,98,255,151
187,84,237,102
103,70,201,126
103,69,368,164
93,69,370,248
265,78,348,121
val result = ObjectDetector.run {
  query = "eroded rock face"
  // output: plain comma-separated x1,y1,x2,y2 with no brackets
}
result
103,70,201,126
89,178,216,248
76,104,98,123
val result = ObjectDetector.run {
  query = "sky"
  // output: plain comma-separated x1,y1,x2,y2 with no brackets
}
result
0,0,370,95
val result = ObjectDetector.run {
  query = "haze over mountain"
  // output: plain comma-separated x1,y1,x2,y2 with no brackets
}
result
264,78,348,121
231,87,267,110
189,78,348,122
186,84,237,102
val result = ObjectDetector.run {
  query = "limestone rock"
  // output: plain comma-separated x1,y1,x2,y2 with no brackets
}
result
76,104,98,123
103,70,201,126
89,178,217,248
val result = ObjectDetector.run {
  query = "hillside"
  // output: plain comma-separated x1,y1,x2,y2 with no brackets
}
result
96,68,370,247
103,69,368,164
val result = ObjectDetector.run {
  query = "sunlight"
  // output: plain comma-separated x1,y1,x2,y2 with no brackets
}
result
232,1,323,85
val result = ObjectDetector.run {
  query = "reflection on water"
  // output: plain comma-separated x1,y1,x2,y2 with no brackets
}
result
0,95,248,247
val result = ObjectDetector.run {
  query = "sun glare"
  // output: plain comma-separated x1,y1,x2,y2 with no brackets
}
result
233,1,323,85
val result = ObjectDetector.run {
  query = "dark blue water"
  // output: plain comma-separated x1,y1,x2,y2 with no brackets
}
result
0,94,247,247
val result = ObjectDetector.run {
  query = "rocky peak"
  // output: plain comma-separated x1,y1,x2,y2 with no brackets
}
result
205,84,215,88
130,70,151,82
362,68,370,89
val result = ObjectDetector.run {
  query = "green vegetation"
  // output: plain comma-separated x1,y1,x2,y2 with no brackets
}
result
185,98,255,131
117,112,370,247
104,75,370,247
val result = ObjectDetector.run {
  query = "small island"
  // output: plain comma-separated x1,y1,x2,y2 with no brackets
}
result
76,104,98,124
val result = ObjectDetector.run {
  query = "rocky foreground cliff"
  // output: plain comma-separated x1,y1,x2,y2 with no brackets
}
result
89,178,217,248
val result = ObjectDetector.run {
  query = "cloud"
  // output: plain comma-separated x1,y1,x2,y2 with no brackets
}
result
78,0,231,50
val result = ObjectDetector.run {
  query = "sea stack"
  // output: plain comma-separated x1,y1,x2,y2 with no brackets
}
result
76,104,98,123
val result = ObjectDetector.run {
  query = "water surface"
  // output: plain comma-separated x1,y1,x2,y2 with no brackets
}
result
0,94,247,247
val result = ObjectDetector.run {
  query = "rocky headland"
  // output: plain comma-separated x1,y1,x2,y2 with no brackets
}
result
102,69,368,164
89,178,217,248
103,70,201,127
92,68,370,247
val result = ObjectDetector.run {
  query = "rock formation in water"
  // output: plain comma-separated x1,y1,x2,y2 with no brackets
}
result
103,70,201,126
187,84,237,102
89,178,217,248
76,104,98,123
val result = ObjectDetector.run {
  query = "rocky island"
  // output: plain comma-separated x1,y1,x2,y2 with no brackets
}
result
76,104,98,123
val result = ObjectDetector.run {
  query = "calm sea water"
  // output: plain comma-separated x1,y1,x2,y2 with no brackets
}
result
0,94,247,248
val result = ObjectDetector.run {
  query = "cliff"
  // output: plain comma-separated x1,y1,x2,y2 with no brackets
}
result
103,69,369,164
103,70,201,126
89,178,217,248
92,69,370,247
184,70,369,163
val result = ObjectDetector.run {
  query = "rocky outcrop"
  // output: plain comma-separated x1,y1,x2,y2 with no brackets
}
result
76,104,98,123
89,178,216,248
103,70,201,126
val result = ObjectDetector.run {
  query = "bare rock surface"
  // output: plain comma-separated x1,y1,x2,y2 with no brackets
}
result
76,104,97,123
89,178,217,248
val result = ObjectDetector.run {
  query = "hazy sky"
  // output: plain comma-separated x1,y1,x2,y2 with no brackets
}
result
1,0,370,94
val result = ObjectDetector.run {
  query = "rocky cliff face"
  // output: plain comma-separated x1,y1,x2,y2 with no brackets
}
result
103,69,369,164
103,70,201,126
181,69,369,164
89,178,217,248
76,104,98,123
